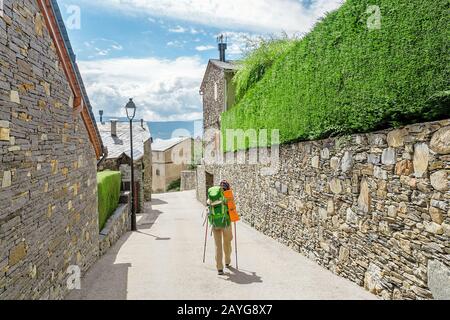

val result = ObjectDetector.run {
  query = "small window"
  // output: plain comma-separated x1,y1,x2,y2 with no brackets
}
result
214,82,218,101
156,169,160,176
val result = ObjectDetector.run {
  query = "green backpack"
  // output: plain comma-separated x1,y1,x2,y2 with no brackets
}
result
207,186,231,229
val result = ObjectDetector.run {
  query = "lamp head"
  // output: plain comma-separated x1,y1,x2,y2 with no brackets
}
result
125,98,136,120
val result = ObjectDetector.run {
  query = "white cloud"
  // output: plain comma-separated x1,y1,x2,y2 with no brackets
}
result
195,45,215,52
167,40,185,48
84,38,123,57
168,25,187,33
86,0,343,34
78,56,205,121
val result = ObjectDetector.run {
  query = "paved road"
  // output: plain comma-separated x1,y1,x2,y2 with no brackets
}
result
67,191,376,300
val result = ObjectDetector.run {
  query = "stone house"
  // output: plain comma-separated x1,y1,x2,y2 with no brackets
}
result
0,0,105,299
200,59,239,133
197,39,239,204
152,137,194,193
97,119,152,213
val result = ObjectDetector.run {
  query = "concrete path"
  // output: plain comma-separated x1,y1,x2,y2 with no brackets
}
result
67,191,376,300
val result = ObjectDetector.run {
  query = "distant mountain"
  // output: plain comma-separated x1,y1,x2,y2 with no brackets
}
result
99,116,203,140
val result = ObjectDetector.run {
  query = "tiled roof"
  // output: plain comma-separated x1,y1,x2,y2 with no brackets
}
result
210,59,240,71
97,122,151,161
200,59,240,91
152,137,191,152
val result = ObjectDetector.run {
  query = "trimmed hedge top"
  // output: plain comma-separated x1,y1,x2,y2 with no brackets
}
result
222,0,450,152
97,171,121,231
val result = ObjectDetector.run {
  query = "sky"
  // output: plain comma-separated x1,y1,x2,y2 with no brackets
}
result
57,0,343,122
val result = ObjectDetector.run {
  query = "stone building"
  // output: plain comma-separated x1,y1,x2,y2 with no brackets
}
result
0,0,104,299
152,137,194,193
200,58,239,133
197,38,239,203
97,119,152,213
196,39,450,299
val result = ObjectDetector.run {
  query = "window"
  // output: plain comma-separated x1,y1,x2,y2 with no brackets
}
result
156,169,160,176
214,82,218,102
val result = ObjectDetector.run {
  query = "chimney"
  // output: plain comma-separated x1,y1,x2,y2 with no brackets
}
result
111,119,118,137
141,119,144,128
218,34,227,62
99,110,104,124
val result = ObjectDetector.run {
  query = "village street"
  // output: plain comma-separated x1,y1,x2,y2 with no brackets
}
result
66,191,376,300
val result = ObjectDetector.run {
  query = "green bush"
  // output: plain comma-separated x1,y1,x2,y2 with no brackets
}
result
167,178,181,192
222,0,450,152
233,37,297,103
97,171,121,231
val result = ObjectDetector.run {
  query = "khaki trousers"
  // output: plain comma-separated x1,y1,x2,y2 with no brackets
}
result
213,226,233,271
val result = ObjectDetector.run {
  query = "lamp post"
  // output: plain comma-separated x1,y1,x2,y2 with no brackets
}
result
125,98,137,231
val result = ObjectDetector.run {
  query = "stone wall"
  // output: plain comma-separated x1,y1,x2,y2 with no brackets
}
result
181,170,197,191
201,120,450,300
0,0,99,299
196,165,207,206
99,202,130,257
143,139,152,201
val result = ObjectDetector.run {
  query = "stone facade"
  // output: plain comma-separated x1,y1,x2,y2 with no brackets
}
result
0,0,99,299
152,138,193,193
201,61,238,133
181,170,197,191
99,201,131,257
202,64,226,131
199,120,450,300
143,140,152,201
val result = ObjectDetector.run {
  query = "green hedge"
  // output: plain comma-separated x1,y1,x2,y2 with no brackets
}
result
222,0,450,152
167,178,181,192
97,171,121,231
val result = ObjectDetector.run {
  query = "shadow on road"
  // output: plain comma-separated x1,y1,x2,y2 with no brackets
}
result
224,267,263,285
66,233,133,300
138,208,164,228
137,201,171,240
136,230,171,241
151,198,168,206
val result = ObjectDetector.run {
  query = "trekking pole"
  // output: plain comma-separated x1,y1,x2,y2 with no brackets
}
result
234,222,238,270
203,213,209,264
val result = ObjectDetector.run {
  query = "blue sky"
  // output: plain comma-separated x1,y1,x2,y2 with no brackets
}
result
57,0,342,121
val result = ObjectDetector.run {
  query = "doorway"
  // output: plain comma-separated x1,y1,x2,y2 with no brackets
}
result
205,171,214,198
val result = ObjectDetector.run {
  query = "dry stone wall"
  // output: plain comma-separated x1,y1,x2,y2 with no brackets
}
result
204,120,450,300
181,170,196,191
0,0,99,299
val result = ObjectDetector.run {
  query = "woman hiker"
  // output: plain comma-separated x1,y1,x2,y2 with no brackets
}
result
207,180,234,275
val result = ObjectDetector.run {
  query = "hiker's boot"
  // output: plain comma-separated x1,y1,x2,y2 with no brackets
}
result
218,270,224,275
225,264,232,269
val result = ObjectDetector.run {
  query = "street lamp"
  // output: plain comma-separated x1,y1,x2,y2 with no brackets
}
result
125,98,137,231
